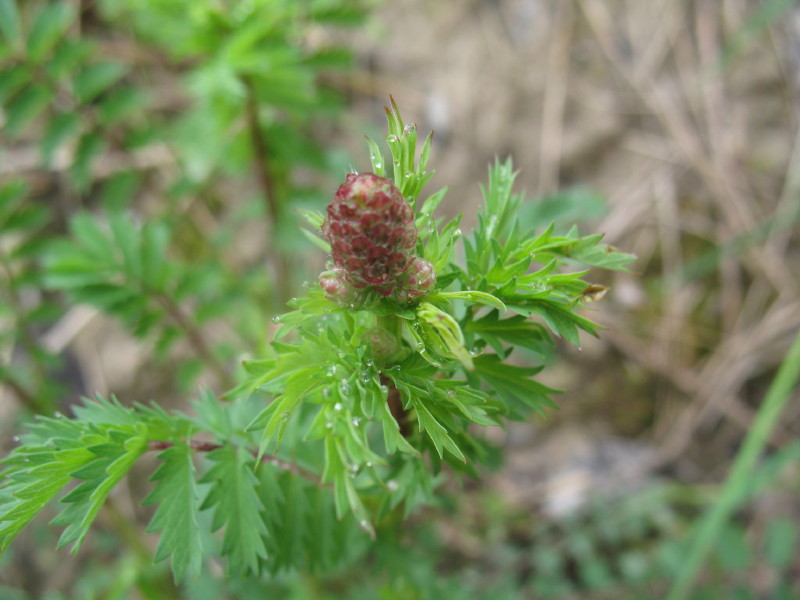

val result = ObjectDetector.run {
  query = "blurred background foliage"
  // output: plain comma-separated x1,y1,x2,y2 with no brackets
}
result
1,0,799,598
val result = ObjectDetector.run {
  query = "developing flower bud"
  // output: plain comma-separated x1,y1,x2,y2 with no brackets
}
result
319,268,359,306
322,173,417,298
361,327,400,362
397,257,436,302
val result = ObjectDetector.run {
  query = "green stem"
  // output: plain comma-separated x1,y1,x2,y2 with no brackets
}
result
377,314,412,437
0,253,54,413
242,75,291,306
667,328,800,600
377,315,402,344
154,293,234,390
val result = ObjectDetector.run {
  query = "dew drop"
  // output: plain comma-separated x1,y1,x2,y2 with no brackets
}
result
365,358,374,368
272,316,281,324
281,411,290,422
375,162,382,169
447,390,456,398
366,461,373,468
326,365,336,377
360,372,370,383
386,134,399,143
387,480,399,491
326,421,333,429
54,411,63,419
334,402,343,412
415,342,425,351
454,228,462,237
12,435,19,443
339,379,351,396
352,417,362,427
403,124,416,134
469,346,482,356
322,387,332,399
359,519,369,530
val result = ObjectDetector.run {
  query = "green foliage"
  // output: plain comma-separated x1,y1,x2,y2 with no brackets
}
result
143,441,203,582
0,93,634,588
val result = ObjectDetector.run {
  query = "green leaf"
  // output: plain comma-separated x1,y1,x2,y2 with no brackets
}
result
465,311,551,358
99,86,145,125
41,112,82,165
411,400,465,462
472,354,558,417
764,517,797,570
70,131,105,191
0,445,94,552
199,445,268,574
301,227,330,252
71,394,137,427
27,3,73,62
143,442,203,582
4,85,50,136
45,39,91,81
0,0,20,48
434,290,507,312
52,430,148,551
0,65,29,103
508,298,599,345
75,62,127,103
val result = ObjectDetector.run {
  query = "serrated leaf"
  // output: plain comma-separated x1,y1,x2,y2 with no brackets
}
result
199,445,268,574
466,311,551,358
142,442,203,582
509,298,599,345
71,394,137,427
472,354,558,417
0,446,94,551
412,400,465,462
52,431,147,551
